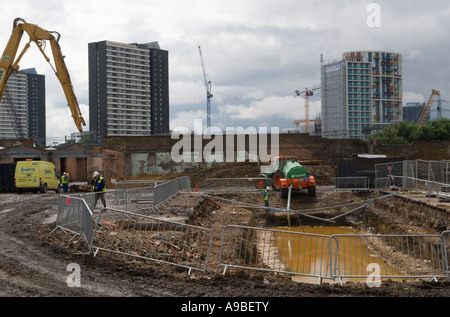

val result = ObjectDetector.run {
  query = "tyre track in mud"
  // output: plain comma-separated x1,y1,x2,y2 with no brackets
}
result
0,193,174,297
0,193,79,296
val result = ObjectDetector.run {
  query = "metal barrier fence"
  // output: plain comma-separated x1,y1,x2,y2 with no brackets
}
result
69,188,154,212
219,225,449,284
332,177,369,190
153,176,191,207
203,178,269,194
375,160,450,192
53,195,94,245
91,208,213,273
115,180,161,191
442,230,450,275
331,234,448,281
219,225,334,282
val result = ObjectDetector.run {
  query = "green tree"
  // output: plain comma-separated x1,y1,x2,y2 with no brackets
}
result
367,119,450,145
415,118,450,141
368,121,419,145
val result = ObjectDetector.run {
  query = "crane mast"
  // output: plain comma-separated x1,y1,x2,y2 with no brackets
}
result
198,46,213,129
295,84,321,134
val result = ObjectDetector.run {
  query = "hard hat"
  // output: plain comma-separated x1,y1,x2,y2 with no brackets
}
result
63,172,66,175
93,171,100,177
266,187,270,190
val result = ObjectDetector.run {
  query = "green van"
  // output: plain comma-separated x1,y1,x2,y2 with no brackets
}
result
14,160,61,193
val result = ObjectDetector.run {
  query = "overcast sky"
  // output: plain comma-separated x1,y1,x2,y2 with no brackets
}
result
1,0,449,143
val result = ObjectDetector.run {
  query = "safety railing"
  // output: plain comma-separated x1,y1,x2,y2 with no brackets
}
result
115,180,160,191
442,230,450,276
219,225,333,283
69,187,155,212
203,178,269,194
91,208,213,273
219,225,449,284
53,195,94,245
153,176,191,207
374,160,450,193
332,177,370,191
331,234,448,282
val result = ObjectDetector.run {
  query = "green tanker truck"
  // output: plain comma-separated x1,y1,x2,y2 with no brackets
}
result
256,155,316,198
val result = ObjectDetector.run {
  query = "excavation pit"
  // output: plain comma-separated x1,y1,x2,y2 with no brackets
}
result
209,190,450,285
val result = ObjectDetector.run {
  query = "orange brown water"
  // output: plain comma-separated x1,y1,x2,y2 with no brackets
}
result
271,226,402,282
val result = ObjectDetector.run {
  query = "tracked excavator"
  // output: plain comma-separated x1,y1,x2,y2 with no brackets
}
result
0,18,86,132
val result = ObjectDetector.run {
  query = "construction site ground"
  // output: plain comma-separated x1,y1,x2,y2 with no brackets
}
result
0,162,449,303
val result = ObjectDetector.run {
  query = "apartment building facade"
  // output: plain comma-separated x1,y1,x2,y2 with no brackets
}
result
0,68,46,145
321,51,403,139
88,41,169,143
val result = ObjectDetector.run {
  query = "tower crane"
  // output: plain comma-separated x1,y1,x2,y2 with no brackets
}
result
198,46,213,129
295,84,321,134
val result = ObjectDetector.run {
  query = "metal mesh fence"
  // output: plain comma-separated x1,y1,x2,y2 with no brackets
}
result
55,195,94,245
219,225,449,283
331,234,448,280
375,160,450,192
203,178,269,194
219,225,333,281
332,177,369,190
115,180,160,191
153,176,191,207
92,208,213,272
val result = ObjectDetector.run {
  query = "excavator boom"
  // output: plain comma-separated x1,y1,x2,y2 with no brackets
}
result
0,18,86,132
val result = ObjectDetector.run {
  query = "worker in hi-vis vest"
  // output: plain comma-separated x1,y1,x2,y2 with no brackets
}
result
263,187,270,207
61,172,70,193
91,171,107,208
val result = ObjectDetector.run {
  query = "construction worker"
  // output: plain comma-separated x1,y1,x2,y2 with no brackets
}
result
263,186,270,208
61,172,69,193
91,171,107,208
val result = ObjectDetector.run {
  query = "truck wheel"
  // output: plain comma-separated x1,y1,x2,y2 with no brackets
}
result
308,185,316,196
280,188,289,199
272,172,282,191
255,174,269,189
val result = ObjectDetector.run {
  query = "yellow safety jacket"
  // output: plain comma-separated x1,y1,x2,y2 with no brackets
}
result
61,175,69,184
93,177,107,192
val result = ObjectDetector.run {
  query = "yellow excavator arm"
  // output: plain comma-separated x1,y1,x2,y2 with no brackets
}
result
0,18,86,132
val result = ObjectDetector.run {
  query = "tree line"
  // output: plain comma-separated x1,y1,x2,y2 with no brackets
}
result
367,118,450,145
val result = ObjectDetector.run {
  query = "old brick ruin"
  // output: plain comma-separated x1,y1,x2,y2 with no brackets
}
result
0,135,448,185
